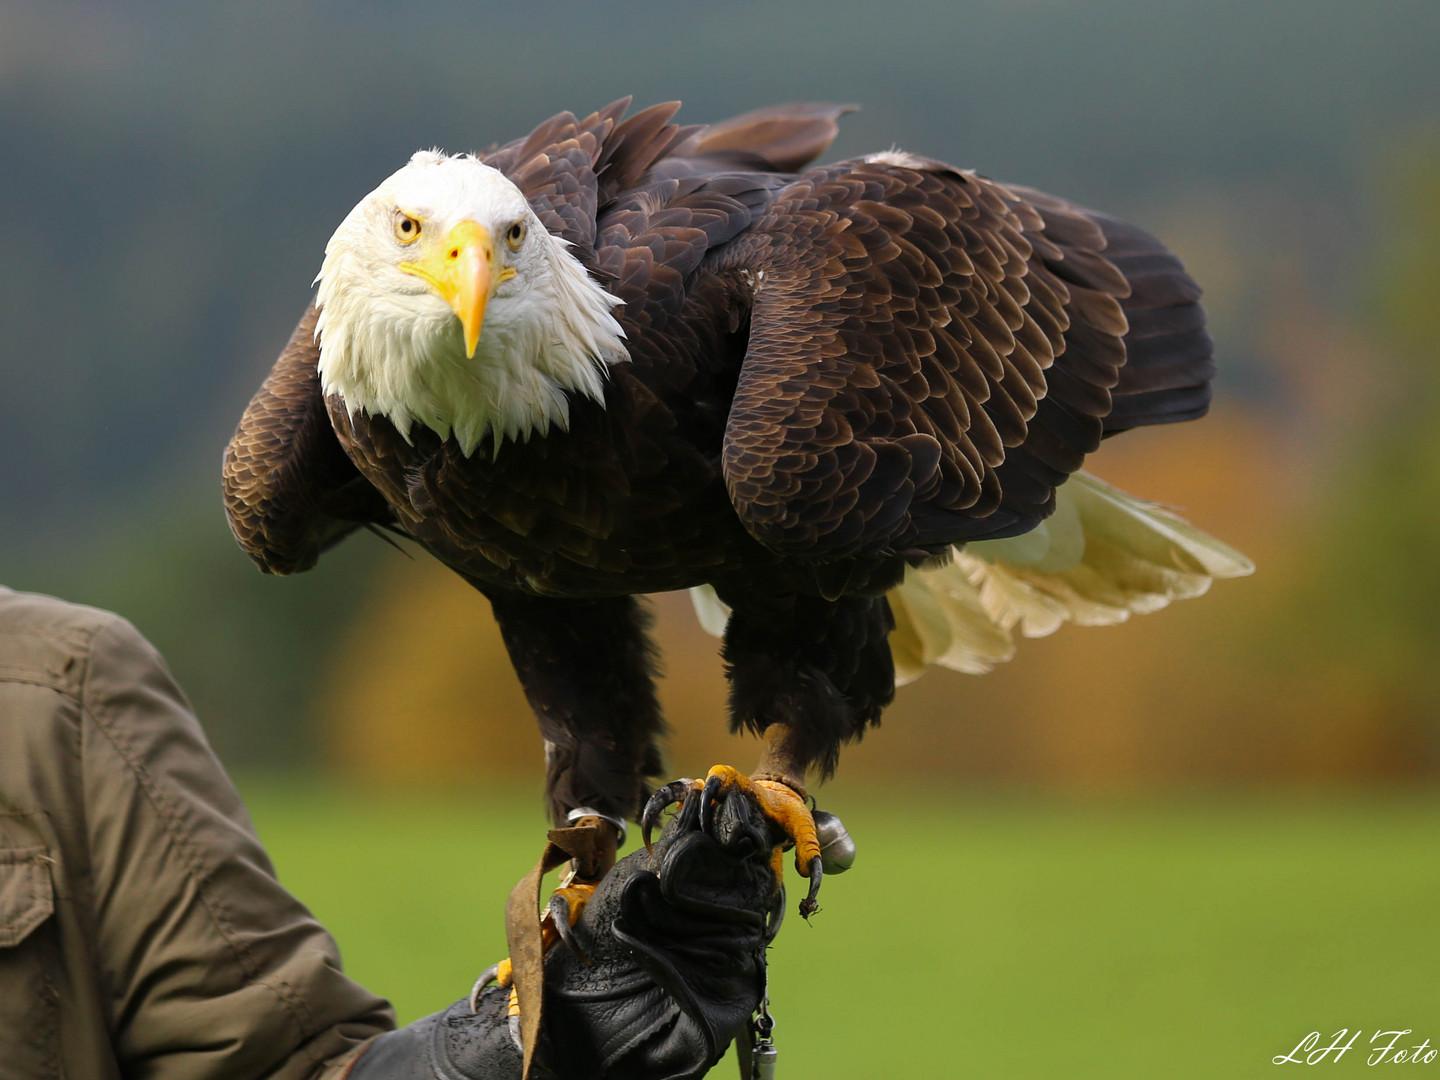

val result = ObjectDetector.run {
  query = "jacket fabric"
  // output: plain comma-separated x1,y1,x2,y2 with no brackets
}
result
0,586,394,1078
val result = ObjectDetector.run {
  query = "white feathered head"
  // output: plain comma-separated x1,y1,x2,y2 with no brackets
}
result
314,151,626,455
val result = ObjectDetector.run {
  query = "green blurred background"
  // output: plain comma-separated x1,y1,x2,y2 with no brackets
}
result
4,0,1439,1074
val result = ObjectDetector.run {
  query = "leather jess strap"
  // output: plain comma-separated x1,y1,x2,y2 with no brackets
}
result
504,818,618,1080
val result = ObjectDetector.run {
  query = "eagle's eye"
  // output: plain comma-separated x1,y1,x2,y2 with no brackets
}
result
393,211,421,244
506,220,526,251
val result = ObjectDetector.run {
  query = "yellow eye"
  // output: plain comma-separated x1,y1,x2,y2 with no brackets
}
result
506,220,526,251
393,211,421,244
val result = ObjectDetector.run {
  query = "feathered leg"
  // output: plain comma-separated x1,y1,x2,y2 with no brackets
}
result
721,591,896,781
479,593,666,1008
487,591,666,827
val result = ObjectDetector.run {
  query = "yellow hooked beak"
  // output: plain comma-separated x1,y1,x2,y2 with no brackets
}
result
399,221,513,358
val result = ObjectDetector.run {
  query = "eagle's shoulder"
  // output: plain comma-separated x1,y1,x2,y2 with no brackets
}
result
479,100,696,260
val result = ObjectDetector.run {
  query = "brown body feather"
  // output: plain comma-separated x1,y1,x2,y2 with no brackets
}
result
224,102,1214,819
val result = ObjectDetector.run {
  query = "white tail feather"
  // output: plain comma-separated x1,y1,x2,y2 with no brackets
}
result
688,472,1253,686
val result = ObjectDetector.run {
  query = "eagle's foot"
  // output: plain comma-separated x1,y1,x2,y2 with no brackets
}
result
705,765,824,917
545,878,597,963
467,876,599,1014
467,811,619,1017
645,765,824,918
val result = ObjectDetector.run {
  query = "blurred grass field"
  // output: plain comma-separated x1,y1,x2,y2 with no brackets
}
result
240,780,1440,1078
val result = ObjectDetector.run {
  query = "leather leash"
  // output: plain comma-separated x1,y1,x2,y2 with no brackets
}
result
504,817,616,1080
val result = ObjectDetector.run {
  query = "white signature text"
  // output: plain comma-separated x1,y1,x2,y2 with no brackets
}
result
1275,1031,1437,1066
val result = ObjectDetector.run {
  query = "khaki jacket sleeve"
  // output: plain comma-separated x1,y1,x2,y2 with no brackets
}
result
79,614,394,1079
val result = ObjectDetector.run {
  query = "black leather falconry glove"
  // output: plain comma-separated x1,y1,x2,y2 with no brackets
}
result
348,784,781,1080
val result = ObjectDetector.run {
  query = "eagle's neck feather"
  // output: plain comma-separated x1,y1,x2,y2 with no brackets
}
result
315,237,627,457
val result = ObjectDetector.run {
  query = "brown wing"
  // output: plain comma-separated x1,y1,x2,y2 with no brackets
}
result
478,100,621,253
468,99,862,378
222,305,394,574
480,99,700,262
988,186,1215,525
714,156,1213,560
671,102,857,172
482,98,853,271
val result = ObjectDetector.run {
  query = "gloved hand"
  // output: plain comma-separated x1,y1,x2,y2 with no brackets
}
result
347,783,782,1080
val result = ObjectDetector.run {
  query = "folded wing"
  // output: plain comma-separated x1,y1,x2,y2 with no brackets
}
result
713,156,1215,560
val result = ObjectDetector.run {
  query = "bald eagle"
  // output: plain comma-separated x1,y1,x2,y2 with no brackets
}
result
224,100,1249,909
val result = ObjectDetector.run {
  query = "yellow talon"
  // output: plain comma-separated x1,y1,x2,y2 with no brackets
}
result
647,763,828,917
484,878,596,1019
703,765,821,878
550,881,596,924
757,779,821,876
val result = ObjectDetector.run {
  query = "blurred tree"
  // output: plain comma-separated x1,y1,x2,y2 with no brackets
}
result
6,489,386,769
1291,142,1440,736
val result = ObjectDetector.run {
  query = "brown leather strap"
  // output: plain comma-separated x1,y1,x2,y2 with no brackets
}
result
504,819,619,1080
547,817,616,880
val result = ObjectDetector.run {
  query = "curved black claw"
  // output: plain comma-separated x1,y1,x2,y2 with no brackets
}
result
468,962,500,1014
698,773,724,837
798,858,824,920
549,893,589,965
642,779,696,854
765,884,786,945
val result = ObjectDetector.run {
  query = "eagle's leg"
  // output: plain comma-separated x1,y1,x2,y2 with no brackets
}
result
487,591,666,834
648,590,893,916
474,592,664,997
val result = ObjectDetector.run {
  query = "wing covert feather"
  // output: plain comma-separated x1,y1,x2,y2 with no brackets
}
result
222,305,393,574
715,158,1213,560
